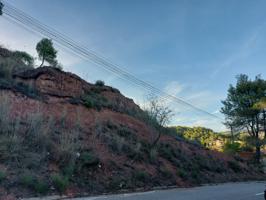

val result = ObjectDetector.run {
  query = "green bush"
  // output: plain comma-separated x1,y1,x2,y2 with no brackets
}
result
51,174,69,193
177,169,188,180
0,47,34,80
0,171,6,182
20,174,35,188
133,170,149,182
159,167,172,178
95,80,105,86
149,148,158,163
83,92,109,111
223,142,241,154
34,179,49,194
79,151,100,167
84,97,94,108
190,170,200,183
228,160,242,173
20,174,49,194
159,143,177,162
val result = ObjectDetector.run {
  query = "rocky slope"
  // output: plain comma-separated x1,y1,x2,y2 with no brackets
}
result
0,48,264,199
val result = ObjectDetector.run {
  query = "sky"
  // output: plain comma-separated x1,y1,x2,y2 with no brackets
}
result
1,0,266,131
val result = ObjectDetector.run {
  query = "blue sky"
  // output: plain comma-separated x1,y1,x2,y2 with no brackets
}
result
1,0,266,131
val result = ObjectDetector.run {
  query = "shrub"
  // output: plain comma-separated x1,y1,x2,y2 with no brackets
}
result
51,174,69,193
133,170,149,183
0,58,16,80
223,142,241,154
83,92,109,111
20,174,48,194
177,169,188,180
159,167,173,179
107,176,125,190
79,151,100,167
228,160,242,173
20,174,35,188
14,82,40,99
0,47,34,80
149,148,158,163
190,170,200,183
95,80,105,86
84,97,94,108
13,51,34,66
159,143,177,162
0,171,6,182
34,179,49,194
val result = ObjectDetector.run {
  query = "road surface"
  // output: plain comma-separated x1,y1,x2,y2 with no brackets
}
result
70,182,266,200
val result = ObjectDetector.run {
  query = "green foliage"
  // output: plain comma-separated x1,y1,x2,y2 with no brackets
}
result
0,171,6,182
107,176,126,190
20,173,49,194
227,160,242,173
51,174,69,193
13,51,34,66
36,38,57,67
159,167,173,179
133,170,149,183
183,127,221,148
79,151,100,167
95,80,105,86
14,82,40,99
159,143,177,161
177,169,188,180
223,142,241,154
83,92,109,111
149,148,158,163
20,174,35,188
0,47,34,80
34,180,49,194
221,74,266,162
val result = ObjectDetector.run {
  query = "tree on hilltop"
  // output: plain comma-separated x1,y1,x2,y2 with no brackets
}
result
36,38,58,68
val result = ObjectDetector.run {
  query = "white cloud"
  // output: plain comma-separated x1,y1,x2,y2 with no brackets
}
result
164,81,184,96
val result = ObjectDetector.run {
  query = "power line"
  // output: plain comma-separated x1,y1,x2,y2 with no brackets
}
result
1,1,223,121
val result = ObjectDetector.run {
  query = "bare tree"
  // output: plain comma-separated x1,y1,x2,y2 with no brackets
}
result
144,95,173,146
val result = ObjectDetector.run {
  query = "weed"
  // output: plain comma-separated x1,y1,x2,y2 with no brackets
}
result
159,143,177,162
79,151,100,167
177,169,188,180
51,174,69,193
159,167,173,179
83,92,109,111
228,160,242,173
149,148,158,163
34,179,49,194
133,170,149,183
0,171,6,182
20,174,35,188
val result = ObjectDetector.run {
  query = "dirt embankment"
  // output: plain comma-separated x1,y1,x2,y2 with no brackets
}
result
0,66,264,199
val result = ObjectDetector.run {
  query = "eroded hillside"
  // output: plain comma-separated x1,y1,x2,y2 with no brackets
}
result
0,47,264,199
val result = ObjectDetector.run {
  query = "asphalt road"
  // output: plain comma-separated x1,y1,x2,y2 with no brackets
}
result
71,182,266,200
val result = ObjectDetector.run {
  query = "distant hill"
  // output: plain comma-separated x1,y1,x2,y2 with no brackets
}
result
0,46,264,198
